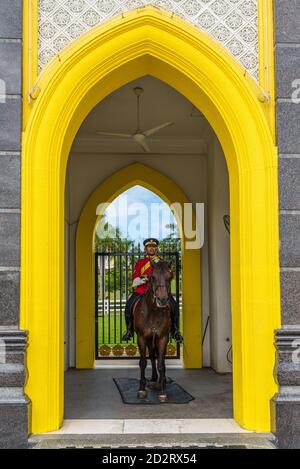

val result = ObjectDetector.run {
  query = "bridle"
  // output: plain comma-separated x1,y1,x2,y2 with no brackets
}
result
148,270,171,308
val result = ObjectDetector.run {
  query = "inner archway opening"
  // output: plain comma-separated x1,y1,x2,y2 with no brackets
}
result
94,184,182,364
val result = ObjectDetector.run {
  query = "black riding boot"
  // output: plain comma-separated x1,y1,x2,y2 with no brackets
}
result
168,294,184,343
121,316,134,342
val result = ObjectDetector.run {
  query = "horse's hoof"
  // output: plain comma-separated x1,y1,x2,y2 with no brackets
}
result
158,394,168,402
137,390,147,399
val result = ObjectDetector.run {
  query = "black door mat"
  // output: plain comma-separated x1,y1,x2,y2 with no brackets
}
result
113,377,194,404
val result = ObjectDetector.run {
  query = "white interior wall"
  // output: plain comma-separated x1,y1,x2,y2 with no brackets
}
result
64,176,70,371
64,152,210,368
68,222,77,369
207,136,232,373
201,204,211,367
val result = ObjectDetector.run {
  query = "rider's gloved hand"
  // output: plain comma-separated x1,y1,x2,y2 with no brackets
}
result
132,276,148,287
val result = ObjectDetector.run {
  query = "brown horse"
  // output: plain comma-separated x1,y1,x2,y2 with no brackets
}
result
132,259,174,402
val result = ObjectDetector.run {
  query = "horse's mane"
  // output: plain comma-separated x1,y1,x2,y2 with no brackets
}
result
156,261,168,269
152,260,174,279
154,260,171,269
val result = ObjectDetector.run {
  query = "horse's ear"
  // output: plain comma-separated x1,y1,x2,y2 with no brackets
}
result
150,259,157,267
167,260,172,269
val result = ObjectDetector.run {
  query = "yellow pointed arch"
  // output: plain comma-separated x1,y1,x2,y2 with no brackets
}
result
21,6,281,433
76,162,201,371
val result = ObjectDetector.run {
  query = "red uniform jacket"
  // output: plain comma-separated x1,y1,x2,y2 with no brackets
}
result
132,256,161,294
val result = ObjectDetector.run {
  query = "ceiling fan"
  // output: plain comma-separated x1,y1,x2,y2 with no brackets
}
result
96,86,174,152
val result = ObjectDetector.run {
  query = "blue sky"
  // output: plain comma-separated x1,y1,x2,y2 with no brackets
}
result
102,185,177,246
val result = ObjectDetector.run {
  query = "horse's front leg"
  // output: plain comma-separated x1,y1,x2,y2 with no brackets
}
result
147,342,158,389
157,335,168,402
137,335,147,399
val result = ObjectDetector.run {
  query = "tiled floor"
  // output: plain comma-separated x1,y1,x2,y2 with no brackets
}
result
64,367,233,420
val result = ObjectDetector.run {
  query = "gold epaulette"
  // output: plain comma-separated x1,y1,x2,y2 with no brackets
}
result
140,255,161,275
150,255,160,263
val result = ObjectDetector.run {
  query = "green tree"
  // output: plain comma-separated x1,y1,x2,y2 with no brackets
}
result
94,214,134,296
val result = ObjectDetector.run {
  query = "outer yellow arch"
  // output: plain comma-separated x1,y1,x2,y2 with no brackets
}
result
76,162,201,370
21,6,281,433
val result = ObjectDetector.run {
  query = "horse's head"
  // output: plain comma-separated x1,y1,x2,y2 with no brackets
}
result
149,259,174,308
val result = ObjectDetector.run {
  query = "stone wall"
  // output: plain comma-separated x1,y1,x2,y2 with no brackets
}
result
0,0,29,449
272,0,300,449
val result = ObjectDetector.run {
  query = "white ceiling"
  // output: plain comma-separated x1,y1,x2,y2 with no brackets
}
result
72,75,214,154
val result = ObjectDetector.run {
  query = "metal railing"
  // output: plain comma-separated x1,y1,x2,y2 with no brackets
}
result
94,245,181,359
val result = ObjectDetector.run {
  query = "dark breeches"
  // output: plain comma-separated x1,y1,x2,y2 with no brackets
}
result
124,292,141,325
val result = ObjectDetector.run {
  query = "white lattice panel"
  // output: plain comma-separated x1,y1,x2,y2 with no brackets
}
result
38,0,259,79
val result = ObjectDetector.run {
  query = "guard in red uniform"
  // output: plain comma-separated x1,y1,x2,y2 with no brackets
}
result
121,238,183,343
